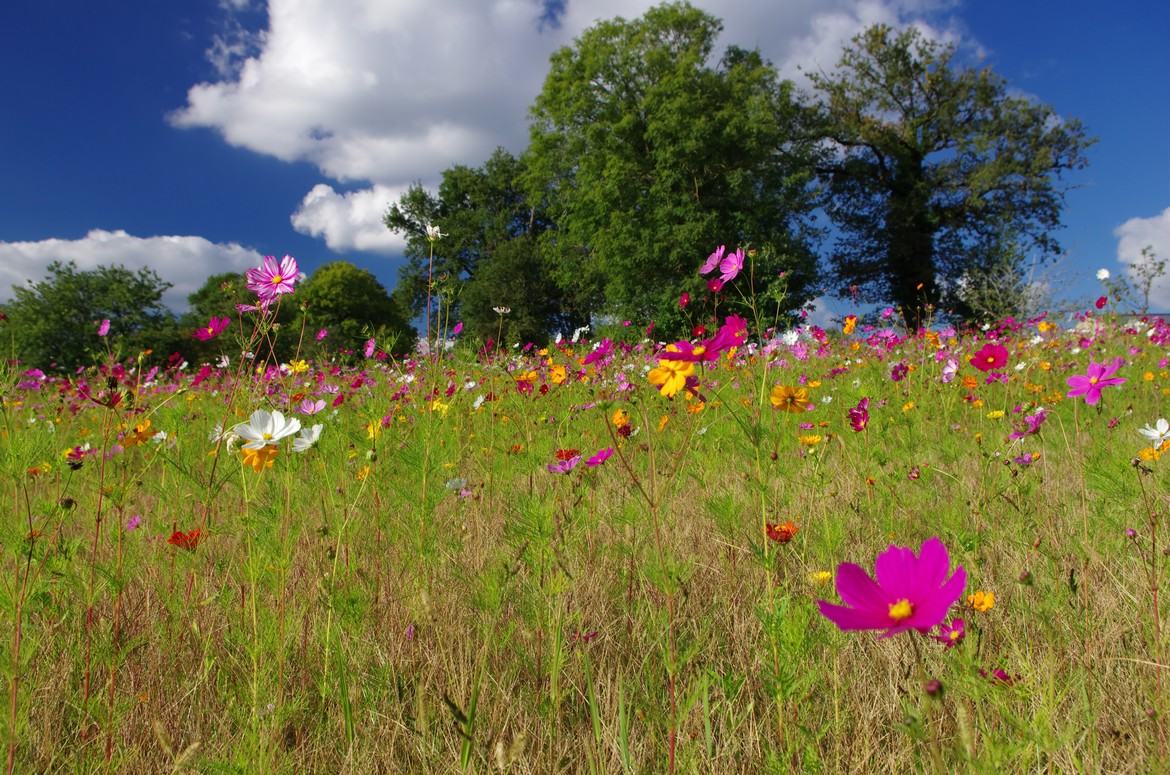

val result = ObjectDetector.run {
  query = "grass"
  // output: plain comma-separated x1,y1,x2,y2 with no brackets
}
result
1,308,1167,773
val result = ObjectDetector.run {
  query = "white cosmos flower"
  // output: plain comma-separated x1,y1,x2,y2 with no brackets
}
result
209,423,239,451
1139,418,1170,447
1097,268,1110,281
292,424,323,453
425,223,445,241
233,409,301,449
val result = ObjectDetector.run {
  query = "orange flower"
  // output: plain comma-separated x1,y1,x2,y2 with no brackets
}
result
843,315,857,336
770,385,811,413
241,445,279,472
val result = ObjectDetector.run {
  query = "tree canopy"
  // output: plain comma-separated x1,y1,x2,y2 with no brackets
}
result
298,261,415,355
524,1,821,334
3,261,178,369
809,24,1093,324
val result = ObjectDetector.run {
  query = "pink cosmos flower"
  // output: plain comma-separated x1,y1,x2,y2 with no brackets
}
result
193,316,230,341
817,536,966,638
718,247,745,284
245,255,299,302
941,358,959,384
969,343,1008,372
97,319,110,337
315,328,329,341
934,618,966,648
453,321,463,335
298,398,326,415
1066,357,1126,405
848,397,870,432
364,338,376,358
547,455,581,474
699,245,725,275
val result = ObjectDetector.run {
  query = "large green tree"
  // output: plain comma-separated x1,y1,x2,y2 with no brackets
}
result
297,261,415,355
809,24,1093,324
4,261,177,369
385,148,571,343
524,1,821,334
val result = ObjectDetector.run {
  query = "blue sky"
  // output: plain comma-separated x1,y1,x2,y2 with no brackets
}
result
2,0,1168,313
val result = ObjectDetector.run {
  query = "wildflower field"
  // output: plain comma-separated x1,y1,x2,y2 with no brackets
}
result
3,256,1169,773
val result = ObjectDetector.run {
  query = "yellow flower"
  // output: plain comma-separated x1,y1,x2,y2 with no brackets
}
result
430,399,450,417
658,415,670,432
808,570,833,586
770,384,810,413
902,401,915,412
968,590,995,613
1037,320,1056,333
366,420,382,440
843,315,857,336
287,359,309,375
798,434,823,446
612,408,631,428
648,346,694,398
1139,446,1162,462
1144,371,1155,382
356,464,371,482
241,445,279,472
986,410,1005,419
549,364,567,385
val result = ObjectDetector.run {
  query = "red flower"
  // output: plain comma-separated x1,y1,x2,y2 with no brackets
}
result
1095,295,1107,309
168,529,202,551
765,520,798,543
969,343,1008,373
555,448,580,461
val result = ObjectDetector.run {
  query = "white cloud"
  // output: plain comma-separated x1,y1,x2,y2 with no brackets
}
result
1115,206,1170,310
290,183,407,254
172,0,960,254
0,230,262,311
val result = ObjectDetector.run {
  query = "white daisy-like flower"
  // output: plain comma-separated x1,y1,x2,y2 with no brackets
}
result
209,423,240,451
1138,418,1170,448
1097,268,1110,281
291,424,323,453
233,409,301,450
425,223,445,241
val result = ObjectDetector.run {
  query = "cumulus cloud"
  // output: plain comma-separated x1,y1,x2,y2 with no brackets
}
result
290,184,408,254
172,0,959,254
0,230,263,311
1115,206,1170,310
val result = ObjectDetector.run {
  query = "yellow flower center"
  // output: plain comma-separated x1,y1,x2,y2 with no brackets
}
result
262,432,273,440
888,599,913,621
1089,376,1098,385
692,345,706,357
270,274,283,284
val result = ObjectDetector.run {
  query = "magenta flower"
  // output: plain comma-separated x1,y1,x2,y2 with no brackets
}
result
699,245,725,275
934,618,965,648
364,338,376,358
97,319,110,337
245,254,299,302
718,247,745,284
193,316,230,341
315,328,329,341
707,277,724,294
585,447,614,467
817,536,966,638
848,397,870,432
1066,357,1126,406
969,343,1008,373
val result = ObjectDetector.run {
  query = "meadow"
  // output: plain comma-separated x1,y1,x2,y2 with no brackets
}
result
1,263,1168,773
